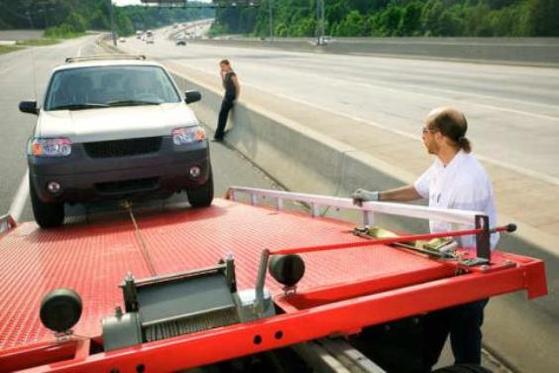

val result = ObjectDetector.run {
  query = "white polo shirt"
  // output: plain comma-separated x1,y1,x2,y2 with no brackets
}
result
414,150,499,249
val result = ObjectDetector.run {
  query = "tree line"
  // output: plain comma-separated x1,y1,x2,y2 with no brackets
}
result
213,0,559,37
0,0,213,38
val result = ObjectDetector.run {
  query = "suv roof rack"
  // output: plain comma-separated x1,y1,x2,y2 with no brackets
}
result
65,55,146,63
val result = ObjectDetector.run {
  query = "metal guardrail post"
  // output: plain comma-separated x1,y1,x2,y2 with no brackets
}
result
276,198,283,211
311,203,319,217
362,211,374,226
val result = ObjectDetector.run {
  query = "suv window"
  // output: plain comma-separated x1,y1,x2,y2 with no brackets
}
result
44,65,181,111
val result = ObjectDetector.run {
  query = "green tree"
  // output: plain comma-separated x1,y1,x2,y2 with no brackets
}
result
529,0,559,36
379,5,404,36
335,10,365,36
65,13,87,33
399,2,423,36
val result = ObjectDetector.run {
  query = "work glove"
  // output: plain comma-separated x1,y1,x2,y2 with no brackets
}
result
352,188,379,206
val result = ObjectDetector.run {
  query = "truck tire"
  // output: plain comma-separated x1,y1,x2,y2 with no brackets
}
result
30,178,64,228
186,171,214,208
433,364,492,373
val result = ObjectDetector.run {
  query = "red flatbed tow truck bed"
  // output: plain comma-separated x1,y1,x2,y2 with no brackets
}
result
0,188,547,372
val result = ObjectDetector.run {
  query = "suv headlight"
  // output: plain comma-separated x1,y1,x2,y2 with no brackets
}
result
172,126,206,145
29,138,72,157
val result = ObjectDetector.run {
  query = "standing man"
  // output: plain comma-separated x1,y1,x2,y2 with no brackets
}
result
214,59,240,142
352,107,498,369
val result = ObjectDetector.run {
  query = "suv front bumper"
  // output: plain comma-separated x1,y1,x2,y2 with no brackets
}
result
29,138,211,203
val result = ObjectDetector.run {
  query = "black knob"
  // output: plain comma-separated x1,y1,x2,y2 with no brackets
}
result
40,288,82,333
506,223,517,233
268,254,305,287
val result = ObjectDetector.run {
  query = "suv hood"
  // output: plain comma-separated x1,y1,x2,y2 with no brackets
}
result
36,103,199,142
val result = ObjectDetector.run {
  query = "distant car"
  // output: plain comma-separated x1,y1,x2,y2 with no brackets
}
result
145,31,154,44
119,37,126,43
19,56,212,228
175,39,187,46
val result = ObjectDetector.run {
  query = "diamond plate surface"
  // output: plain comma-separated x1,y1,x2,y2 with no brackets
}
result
0,199,448,351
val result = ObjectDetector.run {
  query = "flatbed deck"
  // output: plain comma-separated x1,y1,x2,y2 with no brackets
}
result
0,198,453,351
0,189,547,372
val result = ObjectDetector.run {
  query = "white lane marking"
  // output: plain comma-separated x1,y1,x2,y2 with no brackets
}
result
77,45,83,57
8,169,29,222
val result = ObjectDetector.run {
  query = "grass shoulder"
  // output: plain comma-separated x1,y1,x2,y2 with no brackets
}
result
16,38,60,47
0,45,23,55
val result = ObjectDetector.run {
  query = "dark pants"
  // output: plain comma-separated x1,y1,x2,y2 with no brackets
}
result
215,96,234,140
423,299,489,370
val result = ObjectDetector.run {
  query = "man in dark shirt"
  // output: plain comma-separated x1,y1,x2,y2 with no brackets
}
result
214,59,240,141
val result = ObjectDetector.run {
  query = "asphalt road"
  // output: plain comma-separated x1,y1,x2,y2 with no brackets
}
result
122,28,559,182
0,34,279,223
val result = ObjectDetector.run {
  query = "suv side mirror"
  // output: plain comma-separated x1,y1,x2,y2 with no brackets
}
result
184,90,201,104
19,101,39,115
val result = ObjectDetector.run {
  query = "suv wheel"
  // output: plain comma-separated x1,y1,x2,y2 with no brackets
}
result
186,170,214,208
30,178,65,228
433,364,492,373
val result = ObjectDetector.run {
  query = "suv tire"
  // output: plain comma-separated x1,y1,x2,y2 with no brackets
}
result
433,364,492,373
186,170,214,208
30,178,65,228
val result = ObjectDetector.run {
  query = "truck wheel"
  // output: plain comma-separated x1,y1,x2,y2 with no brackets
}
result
30,179,65,228
186,171,214,208
433,364,492,373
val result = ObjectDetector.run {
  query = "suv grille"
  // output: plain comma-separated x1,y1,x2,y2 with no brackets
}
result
84,137,162,158
95,177,159,194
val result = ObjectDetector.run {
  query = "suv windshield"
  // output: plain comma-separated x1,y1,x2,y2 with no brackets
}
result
44,65,181,111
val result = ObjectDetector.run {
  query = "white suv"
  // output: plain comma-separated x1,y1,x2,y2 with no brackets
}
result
19,55,213,228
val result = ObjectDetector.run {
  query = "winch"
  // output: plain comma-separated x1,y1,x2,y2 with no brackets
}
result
101,256,275,351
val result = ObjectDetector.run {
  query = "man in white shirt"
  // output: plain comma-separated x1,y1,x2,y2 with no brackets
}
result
352,107,498,369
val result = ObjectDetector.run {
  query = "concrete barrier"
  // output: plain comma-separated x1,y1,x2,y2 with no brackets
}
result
190,37,559,67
